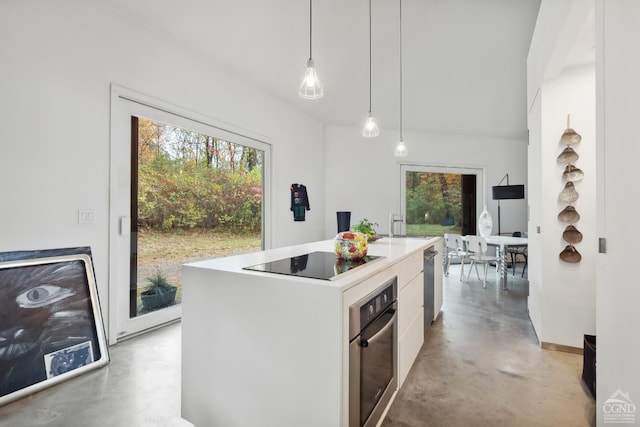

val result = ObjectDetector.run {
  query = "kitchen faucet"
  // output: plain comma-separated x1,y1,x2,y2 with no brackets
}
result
388,214,404,237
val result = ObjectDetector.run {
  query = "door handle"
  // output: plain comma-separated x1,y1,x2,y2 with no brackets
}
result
120,216,130,236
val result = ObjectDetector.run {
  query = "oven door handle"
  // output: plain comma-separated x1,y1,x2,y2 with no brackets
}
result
360,307,396,348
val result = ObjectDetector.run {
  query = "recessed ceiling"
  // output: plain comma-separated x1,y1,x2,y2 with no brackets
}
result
104,0,541,140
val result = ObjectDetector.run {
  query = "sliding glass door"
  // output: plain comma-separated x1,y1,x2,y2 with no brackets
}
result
110,87,270,342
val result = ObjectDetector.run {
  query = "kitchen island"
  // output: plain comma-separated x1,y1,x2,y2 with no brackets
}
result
181,236,442,427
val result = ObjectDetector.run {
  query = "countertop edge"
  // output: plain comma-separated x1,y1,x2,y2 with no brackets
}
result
183,236,441,290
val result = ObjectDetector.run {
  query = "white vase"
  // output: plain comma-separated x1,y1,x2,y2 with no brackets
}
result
478,205,493,237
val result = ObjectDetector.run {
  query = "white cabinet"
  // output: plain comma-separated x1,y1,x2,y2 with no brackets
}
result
398,271,424,385
398,250,423,290
396,251,425,387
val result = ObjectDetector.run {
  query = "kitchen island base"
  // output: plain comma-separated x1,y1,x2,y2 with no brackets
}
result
181,237,442,427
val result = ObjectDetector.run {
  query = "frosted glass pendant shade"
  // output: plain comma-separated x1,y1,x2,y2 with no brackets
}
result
362,114,380,137
558,205,580,223
478,205,492,237
299,59,324,99
557,147,579,164
559,182,579,203
394,138,408,157
562,164,584,182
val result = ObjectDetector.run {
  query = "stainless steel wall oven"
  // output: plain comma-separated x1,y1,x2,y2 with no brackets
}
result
349,277,398,427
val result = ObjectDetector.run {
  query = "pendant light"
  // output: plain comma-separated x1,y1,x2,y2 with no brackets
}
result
299,0,324,99
362,0,380,137
394,0,408,156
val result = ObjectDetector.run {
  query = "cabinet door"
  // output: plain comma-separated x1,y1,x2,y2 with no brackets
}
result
398,251,423,290
398,308,424,386
398,272,423,336
398,271,424,387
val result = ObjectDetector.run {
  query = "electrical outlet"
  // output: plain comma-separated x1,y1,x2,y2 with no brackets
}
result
78,209,96,224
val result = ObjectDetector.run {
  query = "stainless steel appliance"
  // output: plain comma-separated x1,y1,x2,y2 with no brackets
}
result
349,277,398,427
423,247,438,331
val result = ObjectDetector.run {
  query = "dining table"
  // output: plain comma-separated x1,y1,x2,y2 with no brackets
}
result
483,235,528,290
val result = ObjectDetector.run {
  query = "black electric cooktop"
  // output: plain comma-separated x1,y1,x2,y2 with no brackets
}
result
243,251,383,280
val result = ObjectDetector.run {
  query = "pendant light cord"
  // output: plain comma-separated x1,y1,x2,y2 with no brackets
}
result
369,0,373,113
399,0,403,139
309,0,313,60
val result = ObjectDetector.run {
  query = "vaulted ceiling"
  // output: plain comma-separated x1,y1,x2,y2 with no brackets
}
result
104,0,542,140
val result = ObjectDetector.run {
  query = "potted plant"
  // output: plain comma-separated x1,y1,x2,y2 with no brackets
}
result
140,270,177,310
353,218,379,241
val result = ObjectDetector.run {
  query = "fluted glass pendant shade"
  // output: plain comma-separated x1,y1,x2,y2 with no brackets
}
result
299,0,323,99
299,59,324,99
363,113,380,137
394,137,408,157
362,0,379,138
394,0,408,157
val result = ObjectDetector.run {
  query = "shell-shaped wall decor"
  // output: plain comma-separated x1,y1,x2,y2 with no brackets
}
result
559,182,579,203
561,115,582,145
563,164,584,182
558,205,580,223
557,147,580,164
560,244,582,263
562,225,583,243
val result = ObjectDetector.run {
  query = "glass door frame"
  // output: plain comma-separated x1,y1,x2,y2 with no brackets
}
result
399,163,486,236
108,85,271,343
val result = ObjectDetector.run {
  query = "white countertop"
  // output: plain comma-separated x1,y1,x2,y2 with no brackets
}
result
185,236,440,290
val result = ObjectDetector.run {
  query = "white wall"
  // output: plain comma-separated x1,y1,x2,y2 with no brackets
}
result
527,89,543,337
539,65,596,348
529,0,640,422
596,0,640,421
324,125,528,238
0,0,326,333
526,0,593,108
526,0,596,350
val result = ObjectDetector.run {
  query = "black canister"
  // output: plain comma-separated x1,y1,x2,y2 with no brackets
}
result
336,211,351,233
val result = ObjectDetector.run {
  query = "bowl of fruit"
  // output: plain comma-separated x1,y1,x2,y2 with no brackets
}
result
334,231,368,260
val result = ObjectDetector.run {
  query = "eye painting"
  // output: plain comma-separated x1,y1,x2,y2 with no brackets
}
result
0,248,109,407
16,285,76,308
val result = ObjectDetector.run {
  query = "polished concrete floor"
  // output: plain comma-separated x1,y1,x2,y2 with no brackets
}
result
382,264,596,427
0,263,594,426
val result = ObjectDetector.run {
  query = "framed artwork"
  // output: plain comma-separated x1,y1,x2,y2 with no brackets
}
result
0,247,109,406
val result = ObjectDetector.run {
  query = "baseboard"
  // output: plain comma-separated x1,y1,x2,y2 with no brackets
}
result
541,341,583,355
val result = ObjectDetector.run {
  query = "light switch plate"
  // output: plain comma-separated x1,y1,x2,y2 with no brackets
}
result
78,209,96,224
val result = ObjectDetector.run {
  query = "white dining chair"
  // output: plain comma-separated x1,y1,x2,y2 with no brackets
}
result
465,235,498,288
443,233,469,281
443,233,456,276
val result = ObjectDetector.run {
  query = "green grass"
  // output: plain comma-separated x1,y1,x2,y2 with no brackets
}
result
135,229,261,314
406,223,460,237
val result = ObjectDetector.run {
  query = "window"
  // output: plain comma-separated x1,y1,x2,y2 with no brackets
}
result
401,165,483,237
